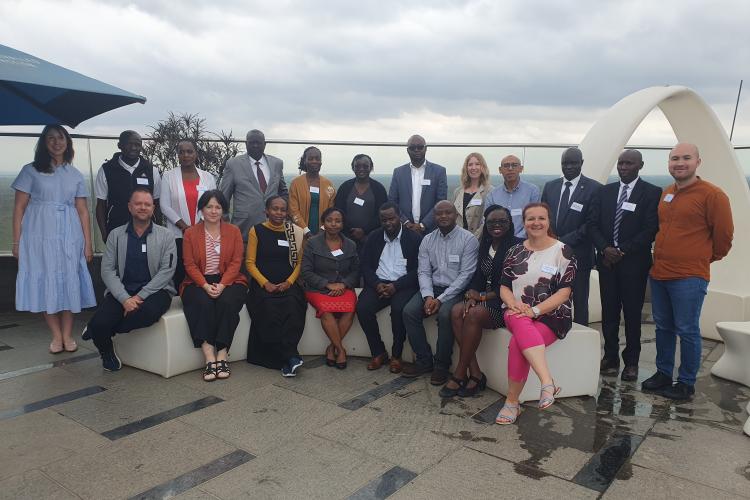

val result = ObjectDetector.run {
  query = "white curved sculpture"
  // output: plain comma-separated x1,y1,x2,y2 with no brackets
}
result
579,86,750,340
711,321,750,387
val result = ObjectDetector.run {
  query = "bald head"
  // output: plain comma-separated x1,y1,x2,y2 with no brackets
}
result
668,143,701,186
617,149,644,183
434,200,458,233
245,129,266,160
407,134,427,166
670,142,700,159
561,147,583,180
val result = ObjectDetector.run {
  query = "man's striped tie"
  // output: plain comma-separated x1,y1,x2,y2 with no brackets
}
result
613,185,628,246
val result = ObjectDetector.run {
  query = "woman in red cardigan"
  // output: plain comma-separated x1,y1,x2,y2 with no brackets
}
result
181,189,248,381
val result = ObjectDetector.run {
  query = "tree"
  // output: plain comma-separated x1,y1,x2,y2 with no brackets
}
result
142,112,239,181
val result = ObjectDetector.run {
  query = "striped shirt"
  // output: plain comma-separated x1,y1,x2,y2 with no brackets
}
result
205,230,221,275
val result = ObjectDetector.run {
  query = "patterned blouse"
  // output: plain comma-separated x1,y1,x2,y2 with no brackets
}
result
500,240,577,339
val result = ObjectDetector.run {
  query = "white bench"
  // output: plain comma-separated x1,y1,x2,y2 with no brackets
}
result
745,402,750,437
114,292,601,403
711,322,750,388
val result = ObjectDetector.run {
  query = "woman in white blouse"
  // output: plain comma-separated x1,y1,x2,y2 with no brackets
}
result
160,139,217,288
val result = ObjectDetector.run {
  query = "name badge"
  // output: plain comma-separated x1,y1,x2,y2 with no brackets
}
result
214,245,221,255
664,194,674,202
469,198,482,207
570,202,583,212
622,202,636,212
541,264,557,274
510,208,522,216
331,249,344,257
141,244,147,253
197,184,206,192
277,239,290,247
421,179,431,186
353,197,365,206
136,177,149,185
448,254,460,263
309,186,320,194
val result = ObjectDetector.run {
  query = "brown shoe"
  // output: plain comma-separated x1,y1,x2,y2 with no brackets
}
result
430,367,449,386
621,365,638,382
401,362,433,378
367,353,389,371
389,357,403,374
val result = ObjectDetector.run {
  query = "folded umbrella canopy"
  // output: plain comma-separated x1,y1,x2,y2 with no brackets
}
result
0,44,146,127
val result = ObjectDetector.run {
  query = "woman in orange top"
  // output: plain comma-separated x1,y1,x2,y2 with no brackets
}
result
181,189,248,381
288,146,336,235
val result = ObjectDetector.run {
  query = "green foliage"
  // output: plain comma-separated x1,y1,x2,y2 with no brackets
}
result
142,112,240,181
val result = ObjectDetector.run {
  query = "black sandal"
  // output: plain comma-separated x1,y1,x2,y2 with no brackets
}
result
216,360,231,379
325,345,336,367
439,376,467,398
458,373,487,397
203,362,217,382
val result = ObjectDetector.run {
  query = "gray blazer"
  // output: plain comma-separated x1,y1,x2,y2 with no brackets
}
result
301,233,359,293
220,154,288,240
387,161,448,232
101,223,177,303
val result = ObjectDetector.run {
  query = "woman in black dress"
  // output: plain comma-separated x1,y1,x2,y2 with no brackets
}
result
245,196,307,377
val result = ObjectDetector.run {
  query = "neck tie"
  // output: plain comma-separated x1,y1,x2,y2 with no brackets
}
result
613,185,628,246
557,181,572,226
255,161,267,193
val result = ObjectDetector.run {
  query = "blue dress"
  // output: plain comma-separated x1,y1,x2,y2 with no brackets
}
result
12,163,96,313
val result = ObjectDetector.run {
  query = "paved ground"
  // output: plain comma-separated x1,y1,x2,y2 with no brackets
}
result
0,311,748,499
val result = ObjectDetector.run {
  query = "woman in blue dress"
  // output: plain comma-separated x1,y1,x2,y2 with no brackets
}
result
12,125,97,354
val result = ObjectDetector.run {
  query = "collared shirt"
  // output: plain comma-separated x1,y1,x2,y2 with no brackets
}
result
410,162,426,223
249,154,270,187
614,177,639,246
418,225,479,303
376,226,407,281
484,179,540,237
122,221,153,296
94,156,162,200
556,174,581,220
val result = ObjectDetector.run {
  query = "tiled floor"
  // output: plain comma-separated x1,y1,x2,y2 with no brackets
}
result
0,312,748,499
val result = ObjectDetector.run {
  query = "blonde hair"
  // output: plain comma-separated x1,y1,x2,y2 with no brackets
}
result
460,152,490,189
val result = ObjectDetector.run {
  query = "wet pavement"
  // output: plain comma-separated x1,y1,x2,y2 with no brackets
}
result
0,311,748,499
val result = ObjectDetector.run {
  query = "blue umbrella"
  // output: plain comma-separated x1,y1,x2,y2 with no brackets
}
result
0,44,146,127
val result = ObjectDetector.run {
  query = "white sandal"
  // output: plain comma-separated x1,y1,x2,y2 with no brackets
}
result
495,403,522,425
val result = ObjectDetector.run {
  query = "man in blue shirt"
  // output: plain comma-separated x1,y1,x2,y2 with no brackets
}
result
84,187,176,371
402,200,479,384
484,154,540,238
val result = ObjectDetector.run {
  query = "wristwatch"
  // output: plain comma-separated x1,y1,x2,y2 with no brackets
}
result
531,306,541,318
419,223,425,231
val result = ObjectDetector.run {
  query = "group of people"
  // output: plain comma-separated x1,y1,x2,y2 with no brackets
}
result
12,125,734,425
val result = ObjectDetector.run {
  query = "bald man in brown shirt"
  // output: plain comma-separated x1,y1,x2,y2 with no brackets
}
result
641,143,733,400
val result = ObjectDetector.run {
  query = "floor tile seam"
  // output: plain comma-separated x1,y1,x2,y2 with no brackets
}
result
667,413,750,434
624,462,750,499
172,415,263,456
267,380,354,407
307,429,403,469
37,468,86,500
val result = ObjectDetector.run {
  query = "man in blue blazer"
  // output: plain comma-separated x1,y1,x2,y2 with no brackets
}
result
388,135,448,234
541,147,602,326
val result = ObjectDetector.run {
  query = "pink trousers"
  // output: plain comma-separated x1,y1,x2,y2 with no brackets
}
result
504,312,558,382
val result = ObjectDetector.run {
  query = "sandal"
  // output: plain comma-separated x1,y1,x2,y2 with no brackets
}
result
63,339,78,353
458,373,487,398
335,347,347,370
49,341,64,354
439,376,466,398
538,382,561,410
202,362,217,382
216,360,231,379
495,403,522,425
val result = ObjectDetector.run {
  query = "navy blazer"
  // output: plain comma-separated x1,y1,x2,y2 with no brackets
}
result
588,178,661,260
387,161,448,232
360,225,422,291
541,174,602,269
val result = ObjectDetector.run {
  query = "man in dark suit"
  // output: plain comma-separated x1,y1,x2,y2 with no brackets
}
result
220,129,288,241
589,150,661,381
356,202,422,373
388,135,448,234
542,147,602,326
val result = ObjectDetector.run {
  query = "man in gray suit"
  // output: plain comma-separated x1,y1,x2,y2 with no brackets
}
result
541,147,602,326
388,135,448,234
220,129,288,240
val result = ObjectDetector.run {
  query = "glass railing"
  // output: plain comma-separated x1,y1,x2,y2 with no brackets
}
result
1,132,749,254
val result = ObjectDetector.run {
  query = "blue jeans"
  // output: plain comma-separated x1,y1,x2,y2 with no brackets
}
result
403,287,462,369
650,277,708,386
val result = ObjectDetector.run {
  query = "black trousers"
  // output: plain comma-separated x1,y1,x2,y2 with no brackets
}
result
87,291,172,354
182,277,248,351
573,266,591,326
356,285,415,359
173,238,185,292
599,255,651,366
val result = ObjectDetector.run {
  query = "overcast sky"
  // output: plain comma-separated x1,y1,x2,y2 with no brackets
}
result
1,0,749,174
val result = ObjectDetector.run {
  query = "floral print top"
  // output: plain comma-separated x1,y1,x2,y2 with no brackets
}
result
500,241,577,339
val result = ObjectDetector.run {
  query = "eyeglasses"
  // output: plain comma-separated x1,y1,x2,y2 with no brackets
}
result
407,144,426,152
486,219,511,226
500,163,521,170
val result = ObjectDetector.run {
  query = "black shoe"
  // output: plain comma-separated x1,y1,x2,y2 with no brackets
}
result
81,326,91,341
621,365,638,382
599,358,620,375
401,362,433,378
439,376,466,398
641,371,672,391
659,382,695,400
101,349,121,372
458,373,487,397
